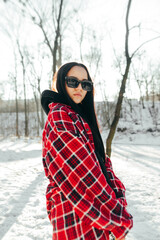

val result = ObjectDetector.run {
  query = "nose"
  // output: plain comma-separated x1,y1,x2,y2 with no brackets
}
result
76,82,83,90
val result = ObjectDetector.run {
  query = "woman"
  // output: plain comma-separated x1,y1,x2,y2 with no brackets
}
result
41,62,133,240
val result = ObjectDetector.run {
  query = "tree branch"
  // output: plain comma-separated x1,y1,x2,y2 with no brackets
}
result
131,35,160,58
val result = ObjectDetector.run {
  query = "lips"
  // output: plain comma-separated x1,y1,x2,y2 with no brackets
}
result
74,93,82,97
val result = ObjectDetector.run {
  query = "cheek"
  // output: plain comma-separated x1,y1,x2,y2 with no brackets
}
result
65,84,74,99
65,84,71,95
83,91,87,98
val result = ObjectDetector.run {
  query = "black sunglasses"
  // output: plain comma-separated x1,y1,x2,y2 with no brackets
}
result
65,76,93,92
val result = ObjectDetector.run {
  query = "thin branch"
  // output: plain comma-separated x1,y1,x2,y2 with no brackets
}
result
51,0,56,31
108,32,123,75
140,27,160,35
131,35,160,58
129,23,141,31
38,20,53,54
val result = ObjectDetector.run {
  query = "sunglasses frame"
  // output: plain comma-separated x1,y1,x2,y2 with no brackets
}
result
65,76,93,92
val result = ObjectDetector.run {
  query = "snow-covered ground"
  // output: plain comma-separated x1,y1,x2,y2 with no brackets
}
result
0,134,160,240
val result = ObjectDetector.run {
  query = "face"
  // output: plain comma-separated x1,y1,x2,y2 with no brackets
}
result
65,66,88,104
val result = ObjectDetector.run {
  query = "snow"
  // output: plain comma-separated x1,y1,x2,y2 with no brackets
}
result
0,138,52,240
111,143,160,239
0,134,160,239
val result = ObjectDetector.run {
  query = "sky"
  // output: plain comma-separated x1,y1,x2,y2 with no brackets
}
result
79,0,160,100
0,0,160,101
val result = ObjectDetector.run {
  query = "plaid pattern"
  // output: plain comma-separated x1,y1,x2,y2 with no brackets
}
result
42,103,133,240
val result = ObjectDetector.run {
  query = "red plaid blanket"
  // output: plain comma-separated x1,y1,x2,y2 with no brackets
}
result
42,103,133,240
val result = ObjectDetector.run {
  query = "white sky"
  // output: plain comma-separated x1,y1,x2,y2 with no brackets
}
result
0,0,160,101
79,0,160,100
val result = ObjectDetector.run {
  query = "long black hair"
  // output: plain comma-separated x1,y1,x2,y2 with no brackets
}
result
55,62,106,162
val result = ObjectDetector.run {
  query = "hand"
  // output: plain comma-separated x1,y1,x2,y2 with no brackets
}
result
115,238,125,240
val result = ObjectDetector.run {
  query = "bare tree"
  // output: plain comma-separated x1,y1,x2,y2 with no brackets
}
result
1,0,82,137
0,4,22,137
17,40,29,137
155,64,160,101
10,0,66,82
144,73,151,101
25,48,45,133
132,60,146,109
78,26,102,79
106,0,132,157
106,0,160,157
8,49,20,137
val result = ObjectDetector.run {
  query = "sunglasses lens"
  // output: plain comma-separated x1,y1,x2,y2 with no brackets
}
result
82,81,92,91
66,78,79,88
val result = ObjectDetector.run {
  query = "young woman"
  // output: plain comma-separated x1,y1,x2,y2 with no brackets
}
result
41,62,133,240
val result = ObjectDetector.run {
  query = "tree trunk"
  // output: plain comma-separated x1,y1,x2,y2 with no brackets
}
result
106,59,131,157
41,103,44,128
106,0,132,157
152,78,155,109
17,40,29,137
14,76,19,137
37,77,44,129
52,0,63,75
13,50,19,138
23,69,29,137
34,94,40,136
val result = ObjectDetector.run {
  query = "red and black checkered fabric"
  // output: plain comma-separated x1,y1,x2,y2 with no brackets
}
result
42,103,133,240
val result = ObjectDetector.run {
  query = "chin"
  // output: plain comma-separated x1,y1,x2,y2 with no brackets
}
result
74,100,81,104
72,97,83,104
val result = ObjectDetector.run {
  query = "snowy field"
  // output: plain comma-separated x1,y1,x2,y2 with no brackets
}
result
0,135,160,240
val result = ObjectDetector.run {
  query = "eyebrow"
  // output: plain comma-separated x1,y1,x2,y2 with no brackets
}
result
67,76,88,81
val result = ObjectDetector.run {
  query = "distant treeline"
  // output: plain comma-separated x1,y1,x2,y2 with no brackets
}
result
0,97,160,138
0,99,39,113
